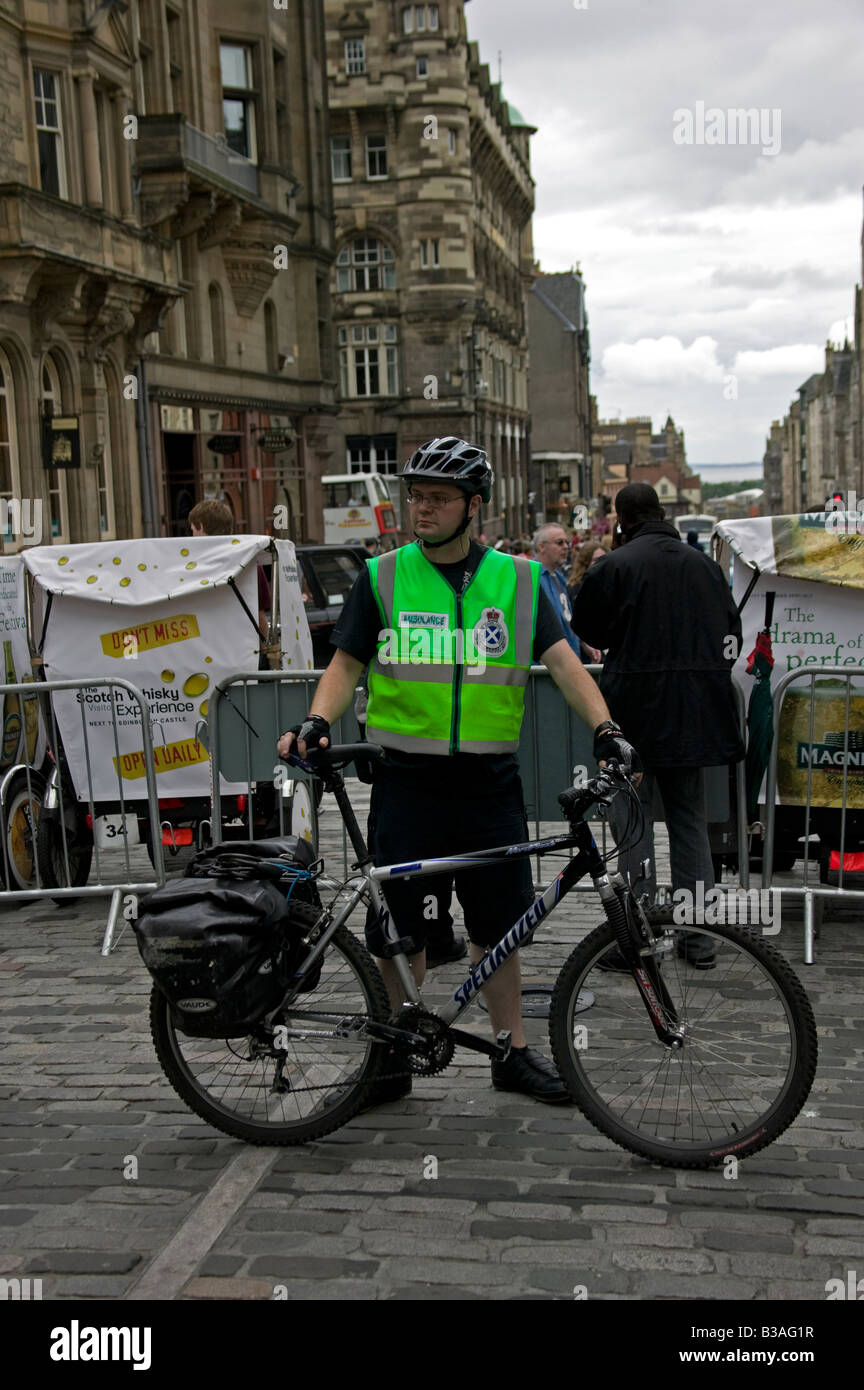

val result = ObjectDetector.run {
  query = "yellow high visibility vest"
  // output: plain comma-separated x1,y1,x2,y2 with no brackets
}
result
366,542,539,755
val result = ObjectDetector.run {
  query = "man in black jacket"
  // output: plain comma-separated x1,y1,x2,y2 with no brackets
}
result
570,484,744,966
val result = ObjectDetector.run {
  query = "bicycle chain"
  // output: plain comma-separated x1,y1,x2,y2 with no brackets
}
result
267,1062,416,1097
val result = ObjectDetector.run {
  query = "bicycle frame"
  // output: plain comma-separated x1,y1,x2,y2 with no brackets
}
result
287,757,681,1054
370,831,594,1026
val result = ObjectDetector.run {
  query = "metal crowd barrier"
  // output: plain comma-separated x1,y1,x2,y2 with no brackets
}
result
763,667,864,963
0,678,165,954
209,670,336,854
209,669,751,895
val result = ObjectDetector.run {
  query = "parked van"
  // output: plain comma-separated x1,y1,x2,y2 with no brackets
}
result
675,513,718,544
322,473,399,548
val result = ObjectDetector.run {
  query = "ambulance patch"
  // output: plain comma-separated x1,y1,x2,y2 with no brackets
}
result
397,611,449,629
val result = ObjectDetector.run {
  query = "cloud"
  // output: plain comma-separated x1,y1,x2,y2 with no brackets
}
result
708,263,849,290
828,315,855,343
601,336,726,385
465,0,864,460
722,128,864,203
730,345,825,379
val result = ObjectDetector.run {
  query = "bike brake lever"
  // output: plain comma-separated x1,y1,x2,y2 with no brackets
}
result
280,751,318,775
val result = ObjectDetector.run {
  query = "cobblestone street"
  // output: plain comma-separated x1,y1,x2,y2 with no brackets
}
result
1,784,862,1303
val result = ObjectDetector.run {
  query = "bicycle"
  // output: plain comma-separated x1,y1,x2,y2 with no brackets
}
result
146,744,818,1168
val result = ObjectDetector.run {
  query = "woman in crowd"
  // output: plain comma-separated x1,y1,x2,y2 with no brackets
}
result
567,533,612,602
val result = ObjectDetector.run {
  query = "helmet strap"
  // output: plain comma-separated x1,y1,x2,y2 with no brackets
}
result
414,496,473,551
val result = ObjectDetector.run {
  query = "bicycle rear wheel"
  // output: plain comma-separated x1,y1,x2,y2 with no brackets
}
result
549,921,817,1168
150,923,391,1144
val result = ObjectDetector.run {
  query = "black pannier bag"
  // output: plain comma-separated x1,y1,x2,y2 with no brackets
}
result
185,835,323,989
134,872,317,1039
186,836,319,904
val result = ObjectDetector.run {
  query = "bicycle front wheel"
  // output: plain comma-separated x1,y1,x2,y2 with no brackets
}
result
549,922,817,1168
150,923,391,1145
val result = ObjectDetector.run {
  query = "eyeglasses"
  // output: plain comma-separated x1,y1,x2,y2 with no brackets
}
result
407,491,462,509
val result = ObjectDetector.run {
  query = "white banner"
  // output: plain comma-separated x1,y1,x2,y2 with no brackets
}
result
274,540,314,672
0,556,45,771
24,537,311,801
733,557,864,682
733,557,864,809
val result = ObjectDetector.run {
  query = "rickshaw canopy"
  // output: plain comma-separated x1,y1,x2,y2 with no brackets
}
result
23,535,270,604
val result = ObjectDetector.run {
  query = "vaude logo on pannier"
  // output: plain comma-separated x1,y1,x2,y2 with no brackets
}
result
177,998,217,1012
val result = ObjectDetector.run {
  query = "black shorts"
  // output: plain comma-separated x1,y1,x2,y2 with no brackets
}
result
364,762,535,958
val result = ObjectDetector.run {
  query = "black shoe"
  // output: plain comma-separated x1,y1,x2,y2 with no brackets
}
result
313,1052,411,1118
491,1046,574,1104
645,904,675,926
358,1046,412,1110
358,1069,412,1110
425,936,468,970
675,943,716,970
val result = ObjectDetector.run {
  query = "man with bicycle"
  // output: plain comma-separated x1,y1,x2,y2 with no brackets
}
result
278,438,636,1106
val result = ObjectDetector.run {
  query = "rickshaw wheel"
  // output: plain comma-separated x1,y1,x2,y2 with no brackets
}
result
34,805,93,904
1,770,46,891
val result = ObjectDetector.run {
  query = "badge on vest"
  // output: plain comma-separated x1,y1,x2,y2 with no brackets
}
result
473,607,510,657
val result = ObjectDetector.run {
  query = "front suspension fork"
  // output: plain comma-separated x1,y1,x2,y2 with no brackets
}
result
594,871,682,1045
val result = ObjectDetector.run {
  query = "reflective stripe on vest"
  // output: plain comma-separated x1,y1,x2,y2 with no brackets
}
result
366,543,539,755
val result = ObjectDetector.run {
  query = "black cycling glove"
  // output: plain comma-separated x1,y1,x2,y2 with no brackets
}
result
288,714,331,752
593,721,639,774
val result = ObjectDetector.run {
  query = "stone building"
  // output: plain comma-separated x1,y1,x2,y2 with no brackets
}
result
135,0,335,538
527,268,592,525
592,413,696,517
628,463,702,518
763,342,860,516
0,0,176,546
323,1,535,539
0,0,335,546
592,416,655,474
762,204,864,518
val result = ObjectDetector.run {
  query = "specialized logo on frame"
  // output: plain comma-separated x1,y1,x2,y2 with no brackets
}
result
473,607,509,657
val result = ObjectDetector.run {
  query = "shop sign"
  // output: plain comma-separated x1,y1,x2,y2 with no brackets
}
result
42,416,81,470
256,429,293,452
207,435,242,455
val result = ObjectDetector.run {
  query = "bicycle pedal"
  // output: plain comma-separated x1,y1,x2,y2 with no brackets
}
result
496,1029,512,1062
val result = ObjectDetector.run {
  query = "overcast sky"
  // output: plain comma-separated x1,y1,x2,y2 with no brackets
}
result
465,0,864,466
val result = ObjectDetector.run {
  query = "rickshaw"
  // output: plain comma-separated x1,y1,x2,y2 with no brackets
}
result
3,536,314,897
713,511,864,896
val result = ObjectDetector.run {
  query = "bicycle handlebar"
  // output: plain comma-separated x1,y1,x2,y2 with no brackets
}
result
280,743,385,775
558,763,632,825
280,744,631,826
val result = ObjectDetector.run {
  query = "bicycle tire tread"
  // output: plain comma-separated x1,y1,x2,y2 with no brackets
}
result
549,921,818,1169
150,922,391,1146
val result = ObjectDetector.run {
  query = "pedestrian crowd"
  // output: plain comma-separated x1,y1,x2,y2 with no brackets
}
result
485,520,617,665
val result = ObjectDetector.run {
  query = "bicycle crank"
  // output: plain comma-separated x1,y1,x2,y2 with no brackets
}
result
392,1006,455,1077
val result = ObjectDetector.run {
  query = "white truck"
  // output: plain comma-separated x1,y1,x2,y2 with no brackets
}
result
322,473,399,549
